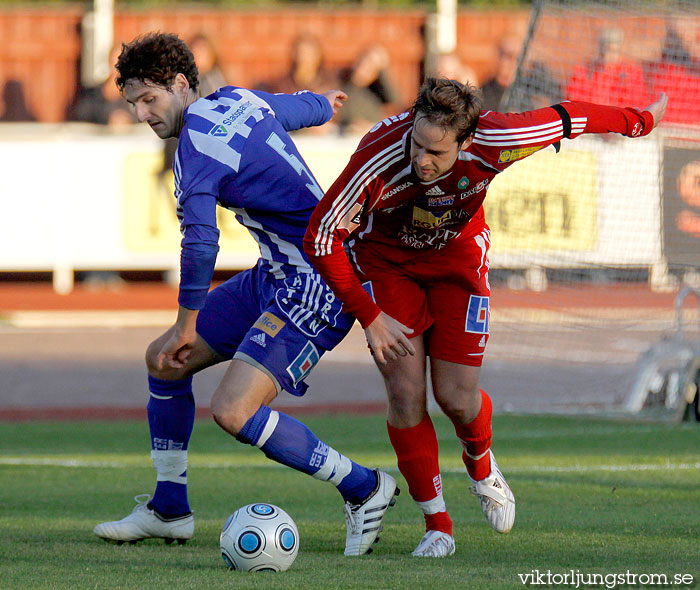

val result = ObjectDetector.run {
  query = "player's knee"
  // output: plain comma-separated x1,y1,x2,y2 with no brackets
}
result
435,385,481,424
386,385,427,427
145,341,160,375
210,390,253,436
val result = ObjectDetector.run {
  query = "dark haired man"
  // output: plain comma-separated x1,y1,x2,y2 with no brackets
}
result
93,32,398,556
305,77,667,557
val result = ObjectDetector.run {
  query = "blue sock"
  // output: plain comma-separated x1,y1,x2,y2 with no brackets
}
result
147,375,195,517
237,406,377,504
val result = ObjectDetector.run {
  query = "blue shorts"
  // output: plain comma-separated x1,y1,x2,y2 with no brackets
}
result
196,261,354,396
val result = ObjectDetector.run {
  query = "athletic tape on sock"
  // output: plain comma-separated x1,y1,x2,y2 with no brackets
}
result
254,410,279,448
312,448,352,485
151,450,188,485
461,444,490,461
416,495,448,515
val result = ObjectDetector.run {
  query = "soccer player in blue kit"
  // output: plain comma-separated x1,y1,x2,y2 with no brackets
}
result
93,32,398,556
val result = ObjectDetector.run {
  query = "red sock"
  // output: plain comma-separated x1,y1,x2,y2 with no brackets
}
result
387,414,453,535
453,390,492,481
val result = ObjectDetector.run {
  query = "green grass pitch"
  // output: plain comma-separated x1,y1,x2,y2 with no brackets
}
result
1,413,699,590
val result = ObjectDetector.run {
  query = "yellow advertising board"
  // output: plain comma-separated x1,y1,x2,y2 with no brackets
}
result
123,152,259,256
484,149,598,252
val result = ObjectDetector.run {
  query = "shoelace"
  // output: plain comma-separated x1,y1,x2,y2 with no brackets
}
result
343,503,361,534
132,494,152,513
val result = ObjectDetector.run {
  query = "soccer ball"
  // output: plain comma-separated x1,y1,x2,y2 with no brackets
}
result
220,503,299,572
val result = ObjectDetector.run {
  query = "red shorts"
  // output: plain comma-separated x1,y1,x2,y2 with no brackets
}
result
352,228,491,366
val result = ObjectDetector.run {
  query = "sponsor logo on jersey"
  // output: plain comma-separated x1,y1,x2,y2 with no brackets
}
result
250,332,267,347
497,145,543,163
425,185,445,196
286,341,320,386
398,226,463,249
465,295,489,334
253,311,286,337
412,206,452,229
460,179,489,200
428,195,455,207
381,181,413,200
209,124,228,137
221,102,257,133
339,202,364,231
631,122,643,137
458,176,469,189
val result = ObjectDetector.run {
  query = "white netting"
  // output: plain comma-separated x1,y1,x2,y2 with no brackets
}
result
478,0,700,418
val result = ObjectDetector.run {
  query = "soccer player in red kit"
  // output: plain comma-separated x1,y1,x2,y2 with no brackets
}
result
304,77,667,557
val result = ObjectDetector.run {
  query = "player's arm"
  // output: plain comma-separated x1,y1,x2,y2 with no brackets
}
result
555,94,666,138
155,195,220,370
248,88,343,132
156,144,222,369
476,94,668,170
303,157,414,364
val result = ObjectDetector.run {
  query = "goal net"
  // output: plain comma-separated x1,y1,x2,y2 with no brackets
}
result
481,0,700,420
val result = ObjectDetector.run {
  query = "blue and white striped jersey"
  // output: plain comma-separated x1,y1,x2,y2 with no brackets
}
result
173,86,333,309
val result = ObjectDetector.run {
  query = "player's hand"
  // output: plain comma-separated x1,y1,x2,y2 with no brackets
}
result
156,328,195,370
365,311,415,365
156,307,199,370
322,90,348,115
645,93,668,129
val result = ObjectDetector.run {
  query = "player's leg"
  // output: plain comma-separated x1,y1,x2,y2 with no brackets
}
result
356,253,454,557
207,269,397,556
94,272,254,545
93,329,223,544
431,360,514,534
377,339,454,558
425,234,515,534
210,357,398,556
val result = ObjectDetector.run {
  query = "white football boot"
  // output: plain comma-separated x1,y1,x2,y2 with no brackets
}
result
469,451,515,534
411,530,456,558
93,495,194,545
344,470,400,556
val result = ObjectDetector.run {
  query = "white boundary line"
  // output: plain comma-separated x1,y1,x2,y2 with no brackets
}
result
2,457,699,474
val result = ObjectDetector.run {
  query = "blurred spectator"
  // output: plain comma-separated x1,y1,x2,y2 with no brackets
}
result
566,28,648,107
337,44,400,135
480,35,521,111
0,79,37,122
259,33,337,95
66,46,135,127
645,23,700,126
189,33,226,97
434,52,479,86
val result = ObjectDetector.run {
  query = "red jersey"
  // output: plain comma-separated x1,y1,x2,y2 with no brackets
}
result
304,101,654,328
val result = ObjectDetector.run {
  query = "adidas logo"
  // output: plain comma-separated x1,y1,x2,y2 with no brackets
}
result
425,185,445,196
479,335,486,347
250,333,266,347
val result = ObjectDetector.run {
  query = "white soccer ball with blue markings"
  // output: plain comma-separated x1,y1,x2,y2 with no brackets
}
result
220,503,299,572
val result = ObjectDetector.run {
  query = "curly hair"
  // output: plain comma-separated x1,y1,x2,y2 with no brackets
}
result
412,77,483,143
115,32,199,93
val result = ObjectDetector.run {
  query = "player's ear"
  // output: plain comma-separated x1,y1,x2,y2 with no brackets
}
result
173,72,190,94
459,134,474,151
